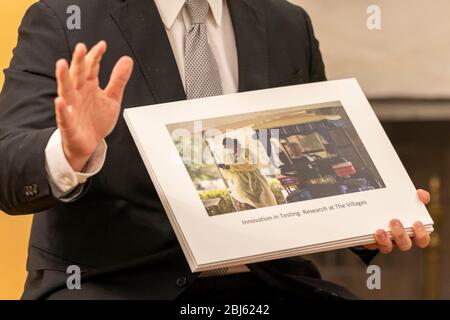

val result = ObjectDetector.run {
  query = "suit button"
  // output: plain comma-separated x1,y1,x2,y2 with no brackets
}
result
24,184,39,199
24,186,31,198
176,276,189,288
31,184,39,196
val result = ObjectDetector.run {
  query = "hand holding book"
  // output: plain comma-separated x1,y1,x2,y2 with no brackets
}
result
364,189,431,252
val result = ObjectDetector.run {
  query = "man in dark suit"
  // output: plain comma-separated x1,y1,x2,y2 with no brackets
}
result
0,0,430,300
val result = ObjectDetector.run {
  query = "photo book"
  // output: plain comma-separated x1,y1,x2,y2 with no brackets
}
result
124,79,434,272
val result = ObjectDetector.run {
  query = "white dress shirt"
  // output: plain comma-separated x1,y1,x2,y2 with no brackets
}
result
45,0,238,196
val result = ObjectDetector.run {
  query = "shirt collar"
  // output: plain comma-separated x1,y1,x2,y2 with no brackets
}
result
154,0,223,30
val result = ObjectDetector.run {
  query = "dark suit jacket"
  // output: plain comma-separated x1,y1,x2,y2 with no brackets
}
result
0,0,376,299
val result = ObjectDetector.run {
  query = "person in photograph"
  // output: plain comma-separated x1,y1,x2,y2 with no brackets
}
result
0,0,431,300
218,138,278,209
287,142,320,174
289,141,319,161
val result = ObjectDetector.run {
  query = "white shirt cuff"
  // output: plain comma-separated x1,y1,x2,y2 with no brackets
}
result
45,129,107,195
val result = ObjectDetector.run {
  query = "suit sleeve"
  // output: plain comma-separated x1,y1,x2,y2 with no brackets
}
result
299,7,327,82
0,2,72,214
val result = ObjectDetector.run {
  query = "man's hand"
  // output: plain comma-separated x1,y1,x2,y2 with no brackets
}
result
364,189,431,252
55,41,134,171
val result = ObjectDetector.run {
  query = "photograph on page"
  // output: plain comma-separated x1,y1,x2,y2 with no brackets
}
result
167,102,386,217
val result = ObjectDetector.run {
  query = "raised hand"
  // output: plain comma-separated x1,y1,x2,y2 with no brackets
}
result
54,41,134,171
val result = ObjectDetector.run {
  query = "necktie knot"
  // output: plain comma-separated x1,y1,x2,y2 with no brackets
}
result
185,0,210,25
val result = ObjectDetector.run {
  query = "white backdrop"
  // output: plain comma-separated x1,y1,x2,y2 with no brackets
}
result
291,0,450,99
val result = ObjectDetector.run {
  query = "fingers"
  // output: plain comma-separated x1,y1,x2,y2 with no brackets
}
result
374,219,430,253
374,229,393,253
412,221,430,248
86,41,107,80
417,189,431,205
55,59,76,105
70,43,88,89
389,219,412,252
54,97,74,132
104,56,134,102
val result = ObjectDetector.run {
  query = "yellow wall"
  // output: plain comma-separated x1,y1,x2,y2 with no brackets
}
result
0,0,37,300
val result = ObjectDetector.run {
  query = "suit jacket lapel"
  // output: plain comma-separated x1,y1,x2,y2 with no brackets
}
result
110,0,186,104
227,0,270,92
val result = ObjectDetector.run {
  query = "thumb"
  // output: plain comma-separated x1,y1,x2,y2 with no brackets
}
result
417,189,431,205
55,97,74,133
104,56,134,103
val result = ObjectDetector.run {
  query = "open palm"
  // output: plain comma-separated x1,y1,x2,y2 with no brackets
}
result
55,41,133,171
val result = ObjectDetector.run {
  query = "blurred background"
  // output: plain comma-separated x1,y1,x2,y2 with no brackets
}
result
0,0,449,299
293,0,450,299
